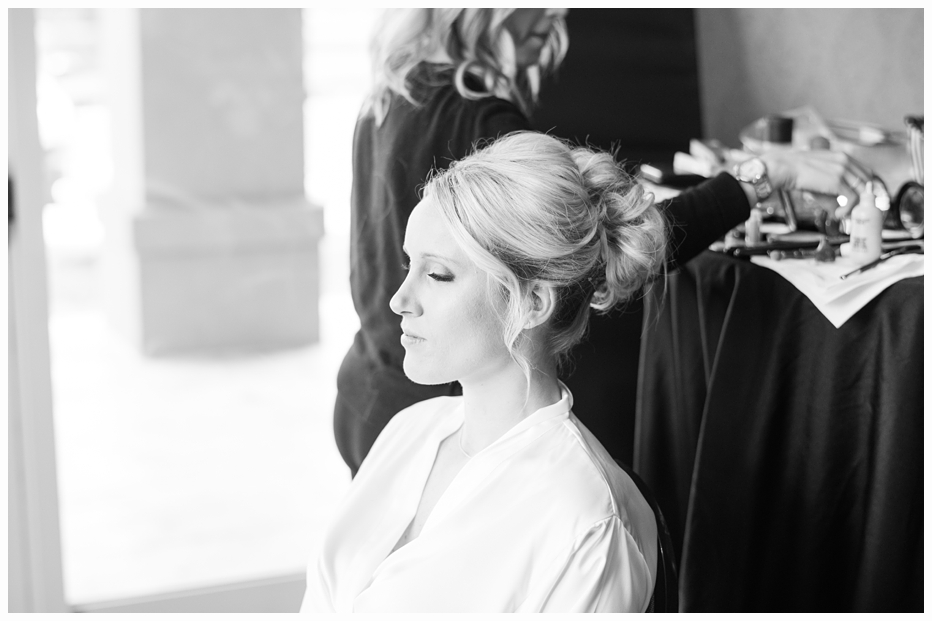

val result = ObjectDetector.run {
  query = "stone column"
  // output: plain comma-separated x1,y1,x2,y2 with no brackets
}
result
99,8,323,355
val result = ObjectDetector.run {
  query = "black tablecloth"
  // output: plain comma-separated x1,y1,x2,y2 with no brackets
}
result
634,250,923,611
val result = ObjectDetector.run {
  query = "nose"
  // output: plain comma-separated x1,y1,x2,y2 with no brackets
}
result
389,271,419,317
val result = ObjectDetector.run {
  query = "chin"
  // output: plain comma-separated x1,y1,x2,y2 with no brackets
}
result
402,359,453,386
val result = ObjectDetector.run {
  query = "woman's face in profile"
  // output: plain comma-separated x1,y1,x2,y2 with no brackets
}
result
390,196,511,387
503,8,567,68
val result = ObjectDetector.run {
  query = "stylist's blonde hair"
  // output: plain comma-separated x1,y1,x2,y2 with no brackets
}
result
423,131,668,384
364,8,568,125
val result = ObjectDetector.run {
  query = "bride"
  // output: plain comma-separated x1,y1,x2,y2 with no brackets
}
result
303,131,665,612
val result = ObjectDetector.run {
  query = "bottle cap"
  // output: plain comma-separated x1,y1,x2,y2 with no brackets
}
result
861,181,875,206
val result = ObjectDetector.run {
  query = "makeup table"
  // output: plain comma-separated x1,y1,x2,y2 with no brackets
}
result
633,249,923,611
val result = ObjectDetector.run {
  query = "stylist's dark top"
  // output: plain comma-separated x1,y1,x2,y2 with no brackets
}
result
335,64,750,476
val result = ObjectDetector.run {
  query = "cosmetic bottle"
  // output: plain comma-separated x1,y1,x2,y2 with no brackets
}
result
744,208,762,245
848,183,882,264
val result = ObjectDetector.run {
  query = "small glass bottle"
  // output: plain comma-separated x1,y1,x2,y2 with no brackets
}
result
744,208,762,245
848,184,883,264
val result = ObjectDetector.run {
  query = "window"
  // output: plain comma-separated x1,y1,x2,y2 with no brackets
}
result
34,8,374,606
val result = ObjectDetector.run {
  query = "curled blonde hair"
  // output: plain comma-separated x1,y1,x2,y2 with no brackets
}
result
364,8,568,125
423,131,668,383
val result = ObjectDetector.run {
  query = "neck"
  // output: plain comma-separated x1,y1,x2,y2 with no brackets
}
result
458,358,561,456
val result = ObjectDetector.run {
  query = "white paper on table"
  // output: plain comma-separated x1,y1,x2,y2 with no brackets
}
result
750,249,924,328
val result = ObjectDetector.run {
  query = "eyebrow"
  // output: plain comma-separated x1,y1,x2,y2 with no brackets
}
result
402,247,459,266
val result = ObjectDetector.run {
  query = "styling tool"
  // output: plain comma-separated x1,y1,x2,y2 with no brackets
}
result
839,244,923,280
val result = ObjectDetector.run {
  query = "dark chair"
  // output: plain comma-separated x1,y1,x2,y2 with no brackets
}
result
615,458,679,612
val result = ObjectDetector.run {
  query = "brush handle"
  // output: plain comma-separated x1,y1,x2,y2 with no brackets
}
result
839,245,922,280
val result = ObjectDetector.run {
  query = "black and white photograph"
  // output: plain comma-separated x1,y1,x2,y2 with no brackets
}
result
8,6,924,615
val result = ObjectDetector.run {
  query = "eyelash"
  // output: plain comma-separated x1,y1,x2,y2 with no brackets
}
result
400,261,453,282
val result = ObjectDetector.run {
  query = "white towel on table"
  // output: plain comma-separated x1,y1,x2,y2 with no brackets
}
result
750,245,924,328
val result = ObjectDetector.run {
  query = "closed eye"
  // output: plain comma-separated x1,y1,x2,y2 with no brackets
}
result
428,273,454,282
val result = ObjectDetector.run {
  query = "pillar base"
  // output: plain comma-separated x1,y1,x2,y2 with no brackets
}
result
106,197,325,356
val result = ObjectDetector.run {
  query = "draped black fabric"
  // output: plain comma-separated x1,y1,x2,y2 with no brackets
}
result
635,251,923,611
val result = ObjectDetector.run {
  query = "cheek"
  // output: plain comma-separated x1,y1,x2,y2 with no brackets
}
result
435,299,500,353
464,293,509,356
429,289,508,364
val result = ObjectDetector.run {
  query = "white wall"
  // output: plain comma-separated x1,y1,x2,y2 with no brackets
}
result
696,8,923,144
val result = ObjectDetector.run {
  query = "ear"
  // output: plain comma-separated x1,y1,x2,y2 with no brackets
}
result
524,283,557,330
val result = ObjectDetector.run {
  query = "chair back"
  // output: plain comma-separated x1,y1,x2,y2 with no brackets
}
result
615,458,679,612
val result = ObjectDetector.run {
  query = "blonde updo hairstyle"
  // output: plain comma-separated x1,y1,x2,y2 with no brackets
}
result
423,131,668,383
365,8,568,125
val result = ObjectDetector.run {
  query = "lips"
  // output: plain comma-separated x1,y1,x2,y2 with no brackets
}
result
400,327,424,347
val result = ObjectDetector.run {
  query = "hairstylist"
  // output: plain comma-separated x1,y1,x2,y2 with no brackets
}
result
334,8,871,476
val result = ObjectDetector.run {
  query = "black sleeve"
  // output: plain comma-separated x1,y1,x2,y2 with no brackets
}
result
465,98,532,157
441,97,532,164
662,172,751,269
482,102,532,140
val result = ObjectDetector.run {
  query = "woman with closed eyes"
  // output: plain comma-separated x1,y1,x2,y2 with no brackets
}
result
303,131,664,612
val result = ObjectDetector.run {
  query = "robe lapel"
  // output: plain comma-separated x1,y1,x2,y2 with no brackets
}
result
349,404,464,608
421,386,573,533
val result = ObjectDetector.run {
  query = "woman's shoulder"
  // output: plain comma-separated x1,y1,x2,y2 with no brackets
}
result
426,81,527,129
378,66,531,150
535,423,617,504
558,416,657,550
529,416,647,523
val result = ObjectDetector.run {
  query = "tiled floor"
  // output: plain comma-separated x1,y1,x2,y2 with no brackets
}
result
48,234,356,605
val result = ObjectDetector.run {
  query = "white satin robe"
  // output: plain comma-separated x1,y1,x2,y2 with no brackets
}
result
301,384,657,613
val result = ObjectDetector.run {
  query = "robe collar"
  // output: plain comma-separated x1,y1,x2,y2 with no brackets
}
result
353,382,575,611
443,379,574,454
